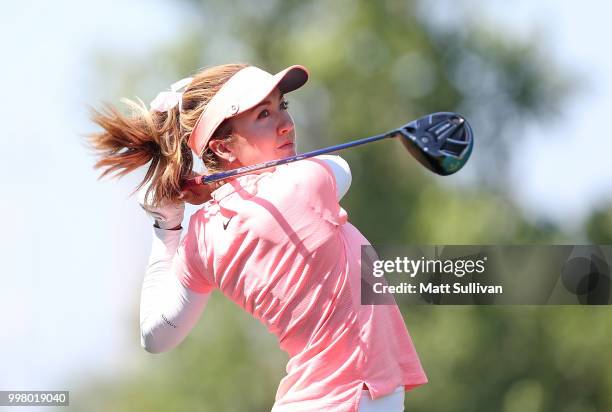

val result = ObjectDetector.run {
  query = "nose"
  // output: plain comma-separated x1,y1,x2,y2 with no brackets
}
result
277,112,294,136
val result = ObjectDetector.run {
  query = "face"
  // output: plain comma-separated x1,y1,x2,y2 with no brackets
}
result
209,87,296,168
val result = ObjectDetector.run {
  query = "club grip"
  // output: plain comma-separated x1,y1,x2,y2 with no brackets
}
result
182,175,203,187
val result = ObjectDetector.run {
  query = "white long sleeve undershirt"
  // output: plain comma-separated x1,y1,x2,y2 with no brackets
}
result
139,155,352,354
140,227,211,353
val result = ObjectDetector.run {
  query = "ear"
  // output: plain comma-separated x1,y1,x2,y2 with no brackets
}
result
208,139,236,162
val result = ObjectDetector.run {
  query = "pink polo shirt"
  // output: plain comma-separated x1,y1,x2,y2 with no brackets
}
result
174,158,427,411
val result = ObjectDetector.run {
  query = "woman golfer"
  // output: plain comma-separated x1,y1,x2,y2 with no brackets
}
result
88,63,427,411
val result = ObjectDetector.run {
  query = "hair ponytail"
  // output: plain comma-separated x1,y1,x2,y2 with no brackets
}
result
86,63,249,208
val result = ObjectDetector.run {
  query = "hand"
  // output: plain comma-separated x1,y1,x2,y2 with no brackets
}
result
179,172,216,205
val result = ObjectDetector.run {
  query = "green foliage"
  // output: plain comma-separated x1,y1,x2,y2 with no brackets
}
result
82,1,612,411
75,293,287,411
586,207,612,243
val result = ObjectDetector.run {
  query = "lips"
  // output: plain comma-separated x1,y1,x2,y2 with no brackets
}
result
278,141,294,149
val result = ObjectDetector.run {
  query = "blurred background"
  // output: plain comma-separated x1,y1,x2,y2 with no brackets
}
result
1,0,612,410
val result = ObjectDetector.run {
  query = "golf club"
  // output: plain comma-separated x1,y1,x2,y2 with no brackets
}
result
184,112,473,186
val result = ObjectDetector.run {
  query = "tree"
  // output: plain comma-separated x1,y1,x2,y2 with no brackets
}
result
80,2,612,411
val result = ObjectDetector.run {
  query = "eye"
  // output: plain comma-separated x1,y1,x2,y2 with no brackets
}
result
280,100,289,110
257,109,270,119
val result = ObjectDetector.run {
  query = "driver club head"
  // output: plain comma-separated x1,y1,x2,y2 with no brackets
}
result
396,112,474,175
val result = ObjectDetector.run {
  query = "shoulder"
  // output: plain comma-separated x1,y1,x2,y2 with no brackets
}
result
314,155,351,200
279,155,352,201
315,155,350,176
278,157,337,196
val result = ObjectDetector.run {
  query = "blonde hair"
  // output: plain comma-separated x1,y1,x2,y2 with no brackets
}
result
86,63,249,207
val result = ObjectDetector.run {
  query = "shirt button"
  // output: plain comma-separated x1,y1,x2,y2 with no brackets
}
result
230,104,239,115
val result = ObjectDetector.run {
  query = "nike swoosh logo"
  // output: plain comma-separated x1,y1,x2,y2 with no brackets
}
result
223,216,234,230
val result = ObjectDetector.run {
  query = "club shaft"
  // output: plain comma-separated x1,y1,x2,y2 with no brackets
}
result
194,131,396,184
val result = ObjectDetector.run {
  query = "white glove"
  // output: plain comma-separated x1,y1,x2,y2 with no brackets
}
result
137,182,185,230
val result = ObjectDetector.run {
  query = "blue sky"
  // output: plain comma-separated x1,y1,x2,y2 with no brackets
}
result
0,0,188,391
422,0,612,228
489,0,612,227
1,0,611,396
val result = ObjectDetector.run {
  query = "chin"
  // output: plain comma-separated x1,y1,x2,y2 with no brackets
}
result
277,147,296,157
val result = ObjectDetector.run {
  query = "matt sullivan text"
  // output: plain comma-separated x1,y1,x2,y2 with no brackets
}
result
373,282,503,294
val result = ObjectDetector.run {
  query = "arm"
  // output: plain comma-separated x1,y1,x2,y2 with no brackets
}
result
140,226,211,354
315,155,352,201
137,183,213,354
